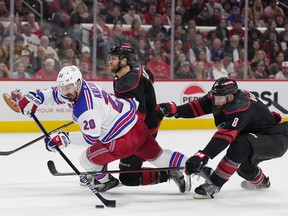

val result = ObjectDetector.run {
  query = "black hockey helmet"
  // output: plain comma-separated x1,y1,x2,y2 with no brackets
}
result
211,77,238,96
108,43,135,62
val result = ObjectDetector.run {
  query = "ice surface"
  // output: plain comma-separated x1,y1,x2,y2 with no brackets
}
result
0,130,287,216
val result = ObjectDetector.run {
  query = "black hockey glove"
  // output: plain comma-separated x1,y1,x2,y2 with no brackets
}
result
156,102,177,117
185,151,209,175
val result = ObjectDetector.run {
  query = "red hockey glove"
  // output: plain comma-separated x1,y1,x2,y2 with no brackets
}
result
45,132,70,152
156,102,177,117
185,151,209,175
18,92,43,116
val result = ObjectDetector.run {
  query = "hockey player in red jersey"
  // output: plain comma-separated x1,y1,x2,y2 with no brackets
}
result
106,43,187,192
157,77,288,198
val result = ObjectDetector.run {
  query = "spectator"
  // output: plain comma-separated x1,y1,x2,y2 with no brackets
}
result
175,61,195,79
79,59,93,80
222,52,234,76
250,49,270,73
225,34,242,62
188,33,211,65
106,6,126,24
0,46,7,64
205,0,224,18
226,6,244,27
57,35,73,60
188,0,205,20
65,48,80,67
268,62,280,79
278,22,288,42
275,51,285,69
146,50,170,80
274,13,285,28
13,35,27,60
107,24,128,50
193,61,208,79
252,0,264,16
228,19,245,39
80,46,91,62
254,61,269,79
262,20,278,41
253,11,266,28
0,62,9,78
32,46,47,74
161,3,172,25
214,18,229,43
26,12,41,37
40,35,59,61
229,60,244,79
34,58,58,79
210,37,225,62
15,49,33,75
122,5,141,25
9,61,31,79
248,23,262,47
142,3,157,25
193,49,212,73
135,38,150,65
13,0,31,17
147,13,169,44
275,61,288,79
168,14,188,35
69,2,92,41
195,6,217,26
174,52,188,73
48,0,74,35
208,58,228,79
125,18,142,39
0,0,9,20
263,0,285,23
248,40,261,61
21,23,40,56
280,32,288,51
149,39,170,64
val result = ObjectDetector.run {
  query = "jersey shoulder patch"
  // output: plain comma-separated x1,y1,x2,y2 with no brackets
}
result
223,90,250,114
114,67,142,94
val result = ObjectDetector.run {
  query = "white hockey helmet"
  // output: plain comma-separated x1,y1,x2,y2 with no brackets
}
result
57,65,82,91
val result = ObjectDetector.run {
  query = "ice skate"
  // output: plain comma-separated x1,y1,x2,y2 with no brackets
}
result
169,170,187,193
193,181,221,199
241,176,270,190
79,174,94,186
196,166,214,181
94,174,120,193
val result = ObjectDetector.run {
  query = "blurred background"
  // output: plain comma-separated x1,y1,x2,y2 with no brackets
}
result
1,0,288,81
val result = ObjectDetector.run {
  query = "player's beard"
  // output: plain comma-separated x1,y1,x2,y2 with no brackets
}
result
212,104,226,117
65,93,77,102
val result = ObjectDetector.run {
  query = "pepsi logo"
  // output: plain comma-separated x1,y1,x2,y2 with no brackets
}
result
181,84,206,104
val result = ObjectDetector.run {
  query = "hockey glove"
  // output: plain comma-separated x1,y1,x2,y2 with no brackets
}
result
156,102,177,117
185,151,209,175
45,132,70,152
18,92,43,116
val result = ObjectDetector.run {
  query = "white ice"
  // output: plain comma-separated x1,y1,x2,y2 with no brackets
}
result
0,130,287,216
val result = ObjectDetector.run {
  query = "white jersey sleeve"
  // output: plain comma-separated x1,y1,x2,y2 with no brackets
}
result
71,81,139,144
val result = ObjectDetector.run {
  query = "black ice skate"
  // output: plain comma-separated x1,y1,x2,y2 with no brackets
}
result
241,176,271,190
94,174,120,193
169,170,187,193
196,166,214,181
193,181,221,199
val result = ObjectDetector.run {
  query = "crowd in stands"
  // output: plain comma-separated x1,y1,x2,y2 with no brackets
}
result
1,0,288,80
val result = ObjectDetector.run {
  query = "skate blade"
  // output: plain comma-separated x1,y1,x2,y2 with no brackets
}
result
193,193,214,199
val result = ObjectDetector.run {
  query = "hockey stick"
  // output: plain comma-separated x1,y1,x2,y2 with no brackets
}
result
31,113,116,208
0,121,74,156
47,160,185,176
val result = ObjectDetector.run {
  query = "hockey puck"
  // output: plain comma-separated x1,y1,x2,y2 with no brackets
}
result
95,205,105,209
